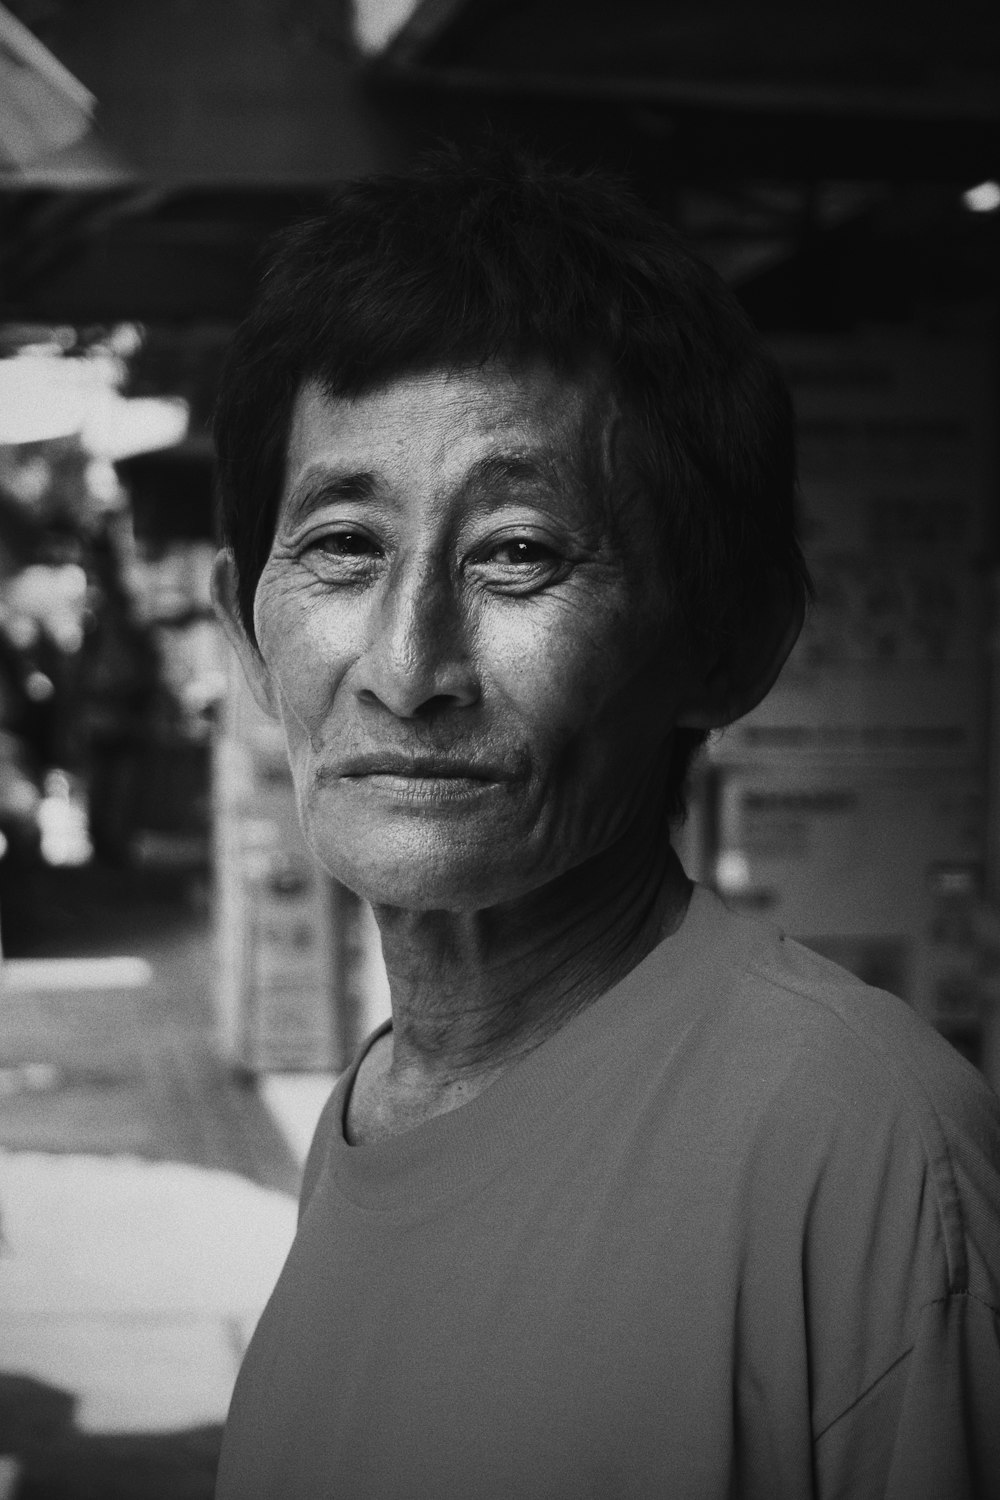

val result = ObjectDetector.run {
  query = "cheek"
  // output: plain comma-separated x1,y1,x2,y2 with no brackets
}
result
484,599,671,763
254,581,355,739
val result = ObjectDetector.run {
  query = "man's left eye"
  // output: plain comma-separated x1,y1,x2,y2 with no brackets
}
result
487,539,558,566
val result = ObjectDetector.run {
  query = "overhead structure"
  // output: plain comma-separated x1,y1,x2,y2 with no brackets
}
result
368,0,1000,179
0,3,94,169
351,0,426,55
0,0,998,320
0,0,405,320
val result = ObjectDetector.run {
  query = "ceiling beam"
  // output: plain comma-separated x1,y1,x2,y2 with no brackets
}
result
377,59,1000,126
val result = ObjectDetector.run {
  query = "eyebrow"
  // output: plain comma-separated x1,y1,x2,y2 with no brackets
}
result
462,452,565,496
283,468,378,525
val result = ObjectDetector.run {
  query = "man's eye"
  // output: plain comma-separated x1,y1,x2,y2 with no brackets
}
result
488,539,558,566
309,531,380,559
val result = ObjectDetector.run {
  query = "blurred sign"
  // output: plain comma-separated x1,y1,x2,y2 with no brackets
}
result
719,327,995,768
707,323,998,1073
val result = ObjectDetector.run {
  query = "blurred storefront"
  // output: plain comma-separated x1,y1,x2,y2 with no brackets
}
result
0,329,205,932
694,321,1000,1082
0,0,999,1097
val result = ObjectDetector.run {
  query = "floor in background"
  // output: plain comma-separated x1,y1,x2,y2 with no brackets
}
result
0,861,307,1499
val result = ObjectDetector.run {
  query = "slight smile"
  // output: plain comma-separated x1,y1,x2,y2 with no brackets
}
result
332,752,519,804
355,773,504,804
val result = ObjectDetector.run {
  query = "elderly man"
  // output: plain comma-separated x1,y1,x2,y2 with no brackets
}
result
211,144,1000,1498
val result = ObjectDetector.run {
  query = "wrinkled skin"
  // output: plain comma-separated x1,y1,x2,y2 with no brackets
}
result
215,363,714,1137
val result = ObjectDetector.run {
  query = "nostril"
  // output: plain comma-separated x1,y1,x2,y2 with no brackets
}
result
355,648,480,720
359,678,480,721
412,691,476,720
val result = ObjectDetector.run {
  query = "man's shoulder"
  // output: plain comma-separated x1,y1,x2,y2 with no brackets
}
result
746,916,995,1134
647,890,1000,1309
676,886,999,1131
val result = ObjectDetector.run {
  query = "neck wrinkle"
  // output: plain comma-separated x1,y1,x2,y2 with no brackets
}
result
370,810,690,1096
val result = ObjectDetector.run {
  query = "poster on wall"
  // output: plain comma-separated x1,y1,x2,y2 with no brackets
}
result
717,326,996,770
705,323,997,1065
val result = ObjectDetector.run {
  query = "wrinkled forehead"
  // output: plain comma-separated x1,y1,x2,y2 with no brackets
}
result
280,361,627,516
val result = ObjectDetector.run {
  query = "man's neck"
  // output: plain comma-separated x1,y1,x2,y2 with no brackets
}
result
349,822,691,1143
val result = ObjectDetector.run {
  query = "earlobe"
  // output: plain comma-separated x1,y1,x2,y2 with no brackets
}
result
210,549,280,721
675,585,805,731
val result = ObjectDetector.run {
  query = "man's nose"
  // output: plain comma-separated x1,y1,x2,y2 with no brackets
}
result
356,558,480,719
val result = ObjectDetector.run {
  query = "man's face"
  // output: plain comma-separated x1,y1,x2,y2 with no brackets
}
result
236,363,701,910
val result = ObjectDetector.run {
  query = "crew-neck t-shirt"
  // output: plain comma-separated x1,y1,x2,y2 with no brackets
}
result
216,885,1000,1499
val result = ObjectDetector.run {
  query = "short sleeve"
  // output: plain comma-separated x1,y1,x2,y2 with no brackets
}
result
815,1292,1000,1499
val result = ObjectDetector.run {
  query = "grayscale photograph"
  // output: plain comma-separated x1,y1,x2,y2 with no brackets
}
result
0,2,999,1497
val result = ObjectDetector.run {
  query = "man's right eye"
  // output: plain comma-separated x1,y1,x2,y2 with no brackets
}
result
308,531,381,558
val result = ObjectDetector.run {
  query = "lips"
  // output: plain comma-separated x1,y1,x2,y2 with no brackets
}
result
337,751,512,781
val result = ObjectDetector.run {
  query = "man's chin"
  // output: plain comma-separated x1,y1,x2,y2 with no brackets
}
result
335,865,519,913
299,795,542,911
309,838,531,914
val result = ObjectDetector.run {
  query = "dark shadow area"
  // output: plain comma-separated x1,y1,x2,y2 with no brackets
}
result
1,861,206,964
0,1375,221,1499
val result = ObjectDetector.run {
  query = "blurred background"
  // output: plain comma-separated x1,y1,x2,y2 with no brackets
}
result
0,0,998,1494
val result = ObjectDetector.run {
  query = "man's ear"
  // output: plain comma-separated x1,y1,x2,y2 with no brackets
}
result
675,579,805,730
210,549,280,721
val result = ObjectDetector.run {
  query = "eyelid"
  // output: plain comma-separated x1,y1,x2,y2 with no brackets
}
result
467,531,572,594
471,521,564,556
281,499,384,543
486,539,559,563
296,520,384,552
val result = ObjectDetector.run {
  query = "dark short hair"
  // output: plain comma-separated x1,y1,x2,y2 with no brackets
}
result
214,140,809,815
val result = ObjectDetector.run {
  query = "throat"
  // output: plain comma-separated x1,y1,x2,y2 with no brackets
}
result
345,1031,504,1145
344,845,693,1146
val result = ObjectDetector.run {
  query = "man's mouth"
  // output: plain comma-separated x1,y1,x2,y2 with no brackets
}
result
337,751,511,782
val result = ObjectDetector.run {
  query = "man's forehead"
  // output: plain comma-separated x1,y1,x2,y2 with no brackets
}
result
284,364,617,475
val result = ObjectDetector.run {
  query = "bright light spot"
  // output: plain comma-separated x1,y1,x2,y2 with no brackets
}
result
5,564,87,651
962,180,1000,213
0,830,8,860
715,849,751,894
352,0,421,53
81,393,189,460
24,670,54,702
2,956,152,990
0,355,88,443
85,347,127,390
37,769,92,867
107,322,144,358
0,451,50,505
0,347,185,455
85,456,123,508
